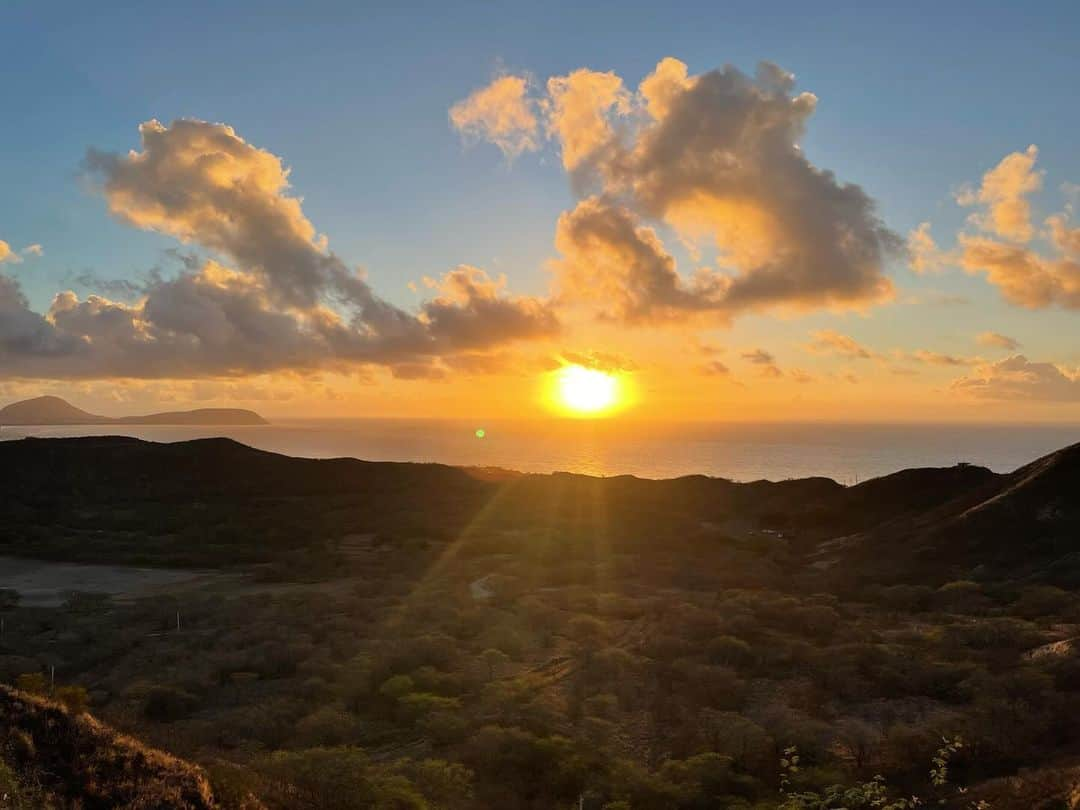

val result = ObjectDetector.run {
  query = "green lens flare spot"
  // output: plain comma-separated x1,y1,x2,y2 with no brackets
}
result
475,428,486,439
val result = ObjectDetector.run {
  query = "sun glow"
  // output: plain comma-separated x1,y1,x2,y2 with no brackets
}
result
552,365,621,416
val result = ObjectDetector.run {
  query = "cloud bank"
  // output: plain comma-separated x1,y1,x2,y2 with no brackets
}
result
1,119,557,379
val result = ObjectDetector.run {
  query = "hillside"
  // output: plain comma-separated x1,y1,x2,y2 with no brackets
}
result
0,396,267,426
0,685,228,809
820,440,1080,586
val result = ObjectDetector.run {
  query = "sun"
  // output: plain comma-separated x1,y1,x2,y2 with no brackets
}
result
554,365,621,416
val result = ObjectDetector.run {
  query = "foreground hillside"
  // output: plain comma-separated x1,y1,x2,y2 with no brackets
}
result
0,685,230,809
1,436,1080,808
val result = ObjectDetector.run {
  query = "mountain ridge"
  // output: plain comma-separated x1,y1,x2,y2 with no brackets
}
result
3,433,1076,582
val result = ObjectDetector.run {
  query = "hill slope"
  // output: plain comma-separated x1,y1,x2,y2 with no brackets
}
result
821,440,1080,585
0,686,228,809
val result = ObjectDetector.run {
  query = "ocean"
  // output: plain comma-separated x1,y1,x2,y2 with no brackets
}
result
2,419,1077,483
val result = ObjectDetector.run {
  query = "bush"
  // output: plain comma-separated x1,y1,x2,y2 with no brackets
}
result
707,635,754,668
144,685,200,723
379,674,415,701
410,759,474,809
259,746,426,810
294,705,361,747
55,685,89,714
14,673,46,695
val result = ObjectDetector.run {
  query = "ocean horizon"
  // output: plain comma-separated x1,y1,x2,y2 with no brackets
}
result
2,418,1077,484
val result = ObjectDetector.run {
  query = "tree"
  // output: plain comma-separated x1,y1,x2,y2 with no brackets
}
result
480,648,510,682
834,718,883,773
706,635,754,668
295,705,361,746
259,746,428,810
410,759,474,809
568,616,608,649
379,674,415,701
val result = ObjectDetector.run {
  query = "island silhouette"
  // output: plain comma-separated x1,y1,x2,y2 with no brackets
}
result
0,395,267,426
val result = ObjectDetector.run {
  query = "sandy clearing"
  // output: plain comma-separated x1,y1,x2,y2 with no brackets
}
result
0,556,213,607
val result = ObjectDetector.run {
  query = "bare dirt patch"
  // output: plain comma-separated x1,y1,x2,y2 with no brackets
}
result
0,556,214,607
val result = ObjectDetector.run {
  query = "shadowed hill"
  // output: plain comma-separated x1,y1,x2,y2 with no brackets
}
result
0,396,267,426
822,440,1080,585
0,434,1023,570
0,436,494,567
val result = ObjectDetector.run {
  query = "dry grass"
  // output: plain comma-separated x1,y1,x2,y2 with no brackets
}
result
0,685,229,809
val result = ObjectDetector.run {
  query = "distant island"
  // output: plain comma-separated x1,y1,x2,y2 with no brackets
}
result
0,395,268,426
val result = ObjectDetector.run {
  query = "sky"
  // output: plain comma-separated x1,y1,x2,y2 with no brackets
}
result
1,0,1079,422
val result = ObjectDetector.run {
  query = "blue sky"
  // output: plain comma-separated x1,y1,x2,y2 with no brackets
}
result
1,1,1078,418
4,1,1078,303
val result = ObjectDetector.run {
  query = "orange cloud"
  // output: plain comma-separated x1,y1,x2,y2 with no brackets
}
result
449,74,539,159
957,145,1042,242
976,331,1021,351
741,348,783,378
957,234,1080,309
907,222,947,274
460,57,899,324
952,355,1080,401
552,197,730,323
805,329,876,360
911,350,979,367
555,349,637,373
1047,213,1080,256
543,68,629,172
918,146,1080,310
419,266,558,350
697,359,730,376
0,239,41,265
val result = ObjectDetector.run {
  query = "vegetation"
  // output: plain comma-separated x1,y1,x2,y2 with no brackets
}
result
0,685,224,809
1,436,1079,807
